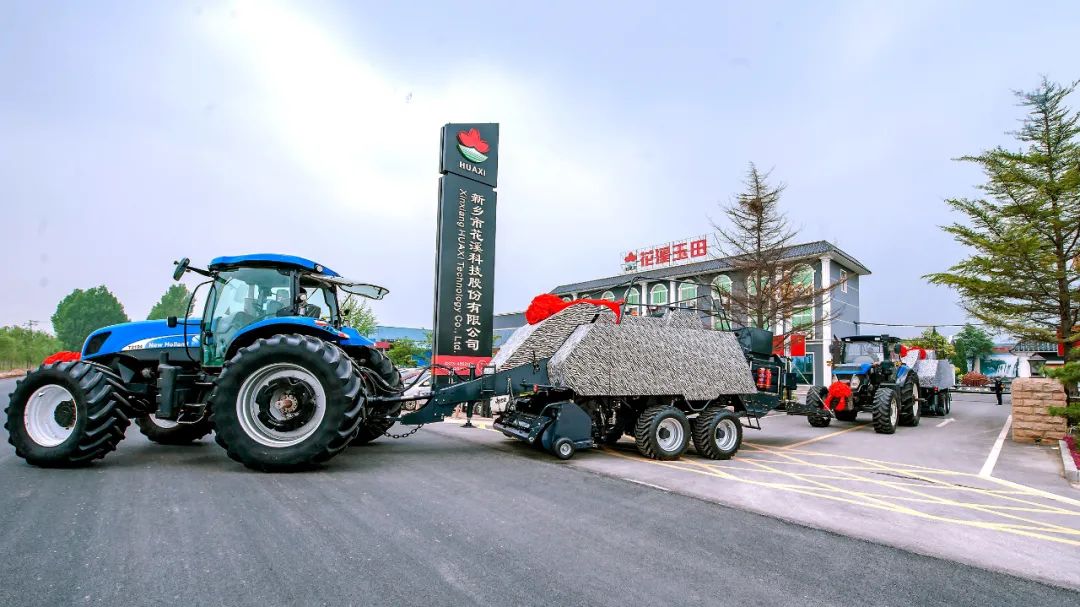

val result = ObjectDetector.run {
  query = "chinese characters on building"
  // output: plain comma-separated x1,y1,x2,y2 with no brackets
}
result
622,235,712,273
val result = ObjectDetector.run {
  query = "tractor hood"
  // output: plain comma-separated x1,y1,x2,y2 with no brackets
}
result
832,363,872,376
82,319,202,360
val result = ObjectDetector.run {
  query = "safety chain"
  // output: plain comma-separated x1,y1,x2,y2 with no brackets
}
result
384,424,425,439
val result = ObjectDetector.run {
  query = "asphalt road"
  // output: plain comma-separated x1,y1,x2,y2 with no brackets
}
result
1,377,1076,606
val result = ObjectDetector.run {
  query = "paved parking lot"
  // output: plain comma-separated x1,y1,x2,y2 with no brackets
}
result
440,393,1080,590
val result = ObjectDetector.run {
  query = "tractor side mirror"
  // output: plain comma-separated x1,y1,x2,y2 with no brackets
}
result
166,316,178,328
173,258,190,281
894,344,903,354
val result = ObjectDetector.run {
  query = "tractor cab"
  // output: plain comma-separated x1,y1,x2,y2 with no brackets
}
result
181,254,388,367
830,335,903,393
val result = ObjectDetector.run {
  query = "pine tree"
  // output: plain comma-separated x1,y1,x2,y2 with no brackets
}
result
927,78,1080,363
713,163,843,341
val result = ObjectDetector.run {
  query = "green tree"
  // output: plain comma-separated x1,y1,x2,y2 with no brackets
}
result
926,78,1080,367
0,326,63,369
387,339,422,367
51,286,129,351
147,284,192,320
1047,348,1080,426
904,328,956,359
953,324,994,373
340,295,378,337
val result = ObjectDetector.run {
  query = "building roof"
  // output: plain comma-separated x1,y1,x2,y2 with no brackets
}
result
551,240,870,295
371,326,429,342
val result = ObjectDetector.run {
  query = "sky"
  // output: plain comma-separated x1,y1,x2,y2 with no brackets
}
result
2,0,1079,340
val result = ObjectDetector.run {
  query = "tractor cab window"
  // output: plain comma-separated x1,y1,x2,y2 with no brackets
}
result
204,267,292,365
297,278,338,323
842,341,883,365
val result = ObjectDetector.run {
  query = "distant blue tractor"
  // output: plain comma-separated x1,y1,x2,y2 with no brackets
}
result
4,255,405,471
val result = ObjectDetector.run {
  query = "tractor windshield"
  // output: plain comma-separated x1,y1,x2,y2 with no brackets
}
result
297,276,338,324
843,341,883,365
204,267,293,365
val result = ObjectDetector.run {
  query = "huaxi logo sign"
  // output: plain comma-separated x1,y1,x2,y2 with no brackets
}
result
457,128,490,163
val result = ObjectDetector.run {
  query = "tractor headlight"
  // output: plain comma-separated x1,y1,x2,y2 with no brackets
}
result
850,375,862,389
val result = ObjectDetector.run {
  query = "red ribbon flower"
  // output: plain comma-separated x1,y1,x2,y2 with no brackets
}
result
525,293,623,325
43,351,82,364
457,128,490,154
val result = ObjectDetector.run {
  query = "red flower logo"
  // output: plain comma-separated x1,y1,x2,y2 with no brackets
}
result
624,252,638,263
457,128,490,154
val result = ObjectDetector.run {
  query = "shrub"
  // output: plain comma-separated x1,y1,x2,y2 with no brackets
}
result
961,371,989,387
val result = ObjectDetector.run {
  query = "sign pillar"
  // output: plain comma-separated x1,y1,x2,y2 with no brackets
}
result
431,123,500,379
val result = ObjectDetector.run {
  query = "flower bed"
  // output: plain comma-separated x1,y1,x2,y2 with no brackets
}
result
1065,435,1080,469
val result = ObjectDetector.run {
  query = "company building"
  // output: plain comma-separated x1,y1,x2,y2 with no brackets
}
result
495,238,870,386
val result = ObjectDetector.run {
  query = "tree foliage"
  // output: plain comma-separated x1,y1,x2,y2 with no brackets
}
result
953,324,995,371
340,295,378,337
51,286,129,351
904,328,956,359
712,163,844,341
0,326,63,369
147,284,192,320
387,340,423,368
926,78,1080,361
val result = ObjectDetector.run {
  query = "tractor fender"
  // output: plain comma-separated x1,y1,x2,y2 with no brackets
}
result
226,317,363,360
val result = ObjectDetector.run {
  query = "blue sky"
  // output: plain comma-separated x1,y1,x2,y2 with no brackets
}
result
2,1,1079,338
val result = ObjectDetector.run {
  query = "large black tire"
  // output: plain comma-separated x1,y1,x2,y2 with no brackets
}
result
834,408,858,422
943,391,952,415
208,334,364,471
872,387,900,434
806,387,831,428
5,362,130,467
135,415,212,445
350,347,404,446
899,379,921,427
692,407,743,460
634,405,690,460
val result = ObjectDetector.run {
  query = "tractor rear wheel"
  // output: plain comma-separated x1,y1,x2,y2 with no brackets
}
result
350,347,404,446
692,406,742,460
872,387,900,434
634,405,690,460
806,387,831,428
5,362,130,467
208,334,364,471
899,381,921,427
135,414,212,445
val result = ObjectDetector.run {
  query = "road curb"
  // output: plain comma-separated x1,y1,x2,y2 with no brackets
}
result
0,370,29,379
1059,440,1080,483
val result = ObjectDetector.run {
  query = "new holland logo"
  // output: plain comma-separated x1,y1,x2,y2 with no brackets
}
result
457,128,490,163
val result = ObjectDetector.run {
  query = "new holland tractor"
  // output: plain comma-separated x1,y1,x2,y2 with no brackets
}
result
798,335,922,434
5,255,406,471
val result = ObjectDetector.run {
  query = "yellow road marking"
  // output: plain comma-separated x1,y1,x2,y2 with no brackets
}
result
748,424,870,451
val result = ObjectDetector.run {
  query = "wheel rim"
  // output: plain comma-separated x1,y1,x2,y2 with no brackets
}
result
656,417,684,452
559,442,572,457
237,363,327,448
889,394,898,427
911,384,920,416
149,414,179,429
713,418,739,451
24,384,77,447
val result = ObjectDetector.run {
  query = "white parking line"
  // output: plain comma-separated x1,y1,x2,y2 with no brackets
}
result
936,418,956,428
979,415,1012,478
621,478,671,492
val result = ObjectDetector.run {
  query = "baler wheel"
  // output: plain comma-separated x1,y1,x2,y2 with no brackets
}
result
135,415,212,445
692,407,742,460
553,437,575,460
634,405,690,460
5,361,130,467
208,334,363,471
872,387,900,434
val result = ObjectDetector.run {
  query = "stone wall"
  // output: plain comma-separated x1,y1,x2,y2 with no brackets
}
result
1011,378,1068,443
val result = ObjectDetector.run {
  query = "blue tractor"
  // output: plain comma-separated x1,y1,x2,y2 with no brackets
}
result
802,335,922,434
4,255,405,471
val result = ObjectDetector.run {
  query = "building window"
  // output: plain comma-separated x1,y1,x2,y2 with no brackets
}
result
711,275,732,330
793,264,814,294
747,271,766,296
791,307,814,339
624,287,640,315
839,269,848,293
600,290,615,301
677,282,698,307
560,296,572,302
650,283,669,306
791,353,815,386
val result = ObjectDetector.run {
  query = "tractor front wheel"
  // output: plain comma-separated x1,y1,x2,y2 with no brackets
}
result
135,415,212,445
209,335,364,471
806,387,831,428
872,387,900,434
5,362,130,467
